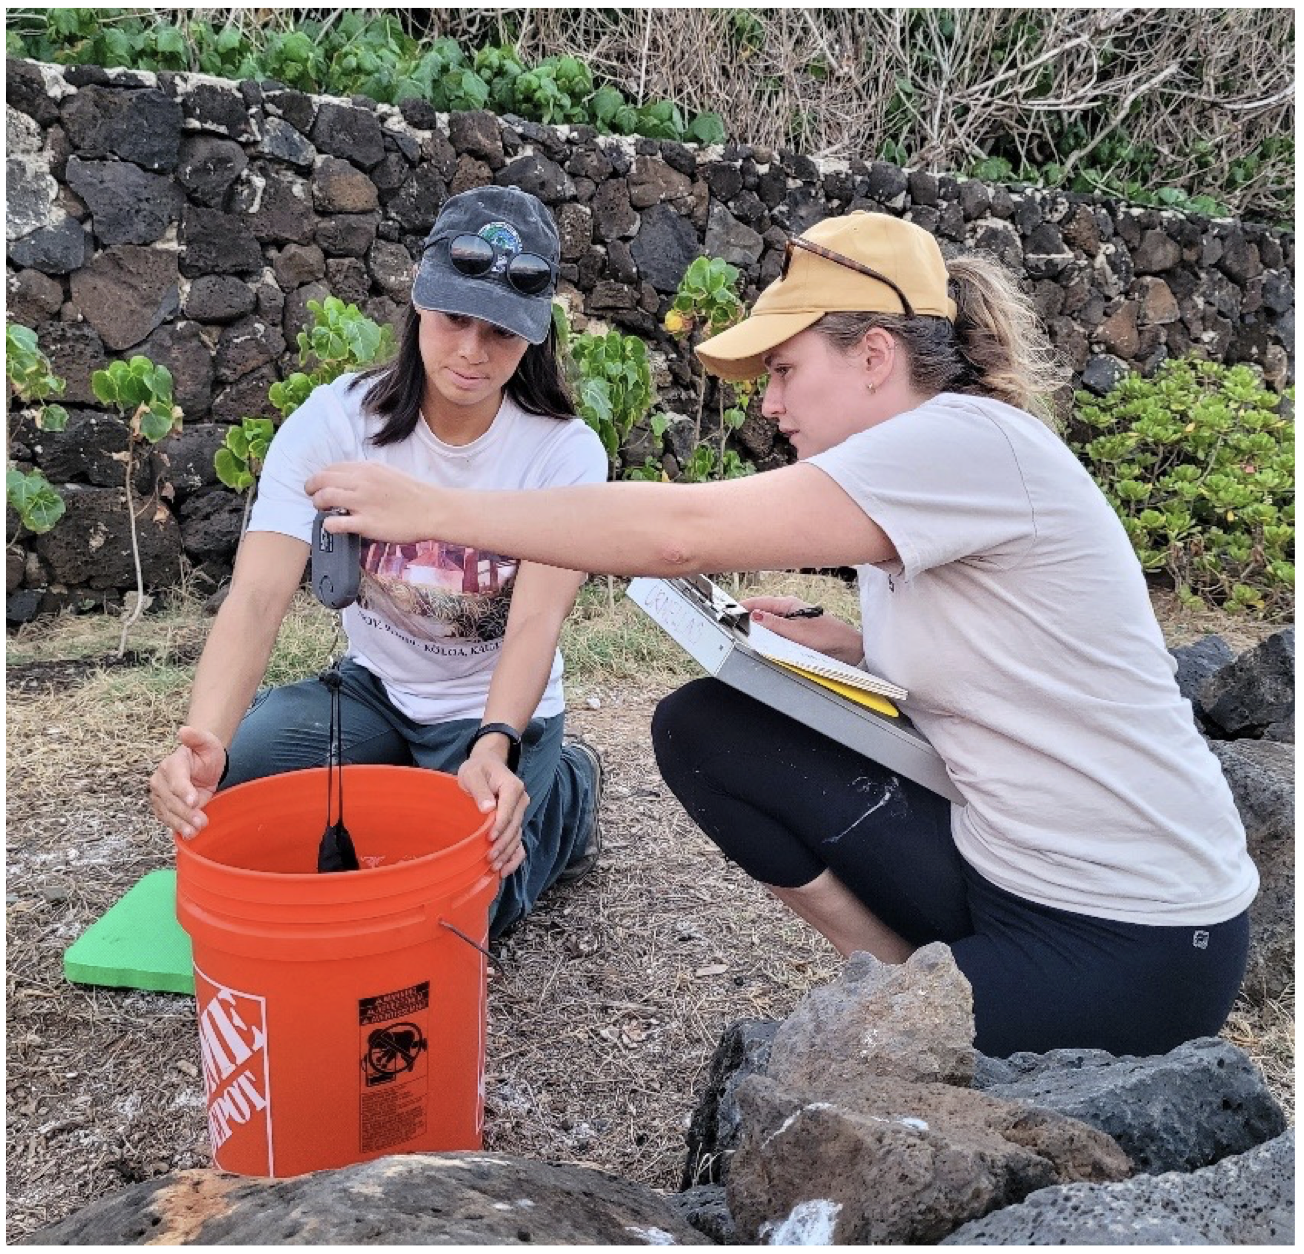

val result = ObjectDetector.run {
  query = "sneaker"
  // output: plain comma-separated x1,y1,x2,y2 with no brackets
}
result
557,734,603,884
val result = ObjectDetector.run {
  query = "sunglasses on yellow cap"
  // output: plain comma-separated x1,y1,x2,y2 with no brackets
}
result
781,236,917,320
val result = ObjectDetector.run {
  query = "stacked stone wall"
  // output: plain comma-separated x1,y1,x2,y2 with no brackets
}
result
5,59,1295,617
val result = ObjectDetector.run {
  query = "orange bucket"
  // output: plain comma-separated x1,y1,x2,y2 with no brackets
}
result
174,765,497,1178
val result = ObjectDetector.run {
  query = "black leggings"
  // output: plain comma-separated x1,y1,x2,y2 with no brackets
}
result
652,678,1249,1058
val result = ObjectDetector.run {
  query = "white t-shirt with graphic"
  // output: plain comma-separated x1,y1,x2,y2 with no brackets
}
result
249,372,608,722
809,392,1258,928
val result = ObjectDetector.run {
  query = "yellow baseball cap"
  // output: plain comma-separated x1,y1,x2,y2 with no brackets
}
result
696,212,957,381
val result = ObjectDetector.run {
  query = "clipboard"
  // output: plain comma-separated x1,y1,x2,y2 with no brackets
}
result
627,576,964,804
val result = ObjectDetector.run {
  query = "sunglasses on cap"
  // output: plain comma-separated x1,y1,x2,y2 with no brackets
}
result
781,237,916,320
426,233,557,296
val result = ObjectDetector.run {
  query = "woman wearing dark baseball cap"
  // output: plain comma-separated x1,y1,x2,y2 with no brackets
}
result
307,210,1256,1059
152,186,609,941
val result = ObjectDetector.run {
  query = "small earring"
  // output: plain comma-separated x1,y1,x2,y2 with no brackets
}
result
867,382,877,394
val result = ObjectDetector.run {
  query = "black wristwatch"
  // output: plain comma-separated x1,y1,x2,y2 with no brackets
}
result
466,722,523,774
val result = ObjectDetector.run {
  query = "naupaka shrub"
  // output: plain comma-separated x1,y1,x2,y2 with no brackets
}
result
1072,358,1294,617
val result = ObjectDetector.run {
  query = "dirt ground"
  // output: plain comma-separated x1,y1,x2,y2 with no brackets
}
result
4,584,1292,1241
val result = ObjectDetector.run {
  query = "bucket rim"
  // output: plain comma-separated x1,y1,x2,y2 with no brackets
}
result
174,763,493,884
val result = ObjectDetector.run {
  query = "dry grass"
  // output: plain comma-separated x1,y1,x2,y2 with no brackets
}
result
4,574,1292,1240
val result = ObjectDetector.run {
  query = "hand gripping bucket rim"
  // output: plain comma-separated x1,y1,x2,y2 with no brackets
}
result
175,765,498,1176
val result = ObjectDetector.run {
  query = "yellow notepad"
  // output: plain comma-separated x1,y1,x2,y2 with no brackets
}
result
769,661,900,718
747,622,908,704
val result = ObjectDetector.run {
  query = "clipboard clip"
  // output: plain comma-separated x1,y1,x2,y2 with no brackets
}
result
677,575,751,636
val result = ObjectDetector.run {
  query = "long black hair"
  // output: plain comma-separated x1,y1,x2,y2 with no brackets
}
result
351,305,576,447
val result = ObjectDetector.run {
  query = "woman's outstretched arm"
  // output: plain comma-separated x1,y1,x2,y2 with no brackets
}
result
306,460,895,576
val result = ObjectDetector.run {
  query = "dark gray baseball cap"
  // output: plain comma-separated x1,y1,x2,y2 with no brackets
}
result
412,185,560,344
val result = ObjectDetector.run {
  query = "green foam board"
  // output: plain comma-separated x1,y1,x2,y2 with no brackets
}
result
63,868,194,994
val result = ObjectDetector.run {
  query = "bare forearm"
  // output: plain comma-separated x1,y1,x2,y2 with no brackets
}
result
184,592,284,746
438,481,709,576
309,461,895,574
483,614,565,731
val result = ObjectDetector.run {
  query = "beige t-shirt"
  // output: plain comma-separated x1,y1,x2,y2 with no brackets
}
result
251,375,608,723
809,392,1258,927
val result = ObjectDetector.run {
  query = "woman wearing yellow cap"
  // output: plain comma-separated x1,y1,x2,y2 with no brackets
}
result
307,211,1257,1058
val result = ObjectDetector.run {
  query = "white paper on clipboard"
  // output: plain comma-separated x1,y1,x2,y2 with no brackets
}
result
746,621,908,703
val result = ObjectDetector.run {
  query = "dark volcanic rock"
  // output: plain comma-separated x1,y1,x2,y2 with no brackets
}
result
310,102,385,169
21,1153,711,1245
7,215,87,274
60,86,181,171
214,316,286,385
68,245,179,351
235,167,316,244
1169,635,1235,728
271,243,326,290
180,206,263,277
158,424,225,499
7,58,61,125
177,136,248,208
1201,629,1295,738
257,116,316,169
448,111,505,167
65,156,183,246
316,212,380,258
29,409,132,488
1208,738,1294,1003
32,321,108,405
7,269,65,325
183,275,256,324
495,153,574,204
138,321,215,418
387,165,447,235
630,203,700,292
591,180,638,241
664,1185,737,1245
181,81,260,142
33,484,182,591
974,1037,1286,1175
941,1130,1294,1246
180,489,246,569
210,363,281,427
683,1019,779,1187
728,1073,1129,1245
312,156,381,214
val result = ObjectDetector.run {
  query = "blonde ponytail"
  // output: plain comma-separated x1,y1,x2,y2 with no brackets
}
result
947,255,1067,425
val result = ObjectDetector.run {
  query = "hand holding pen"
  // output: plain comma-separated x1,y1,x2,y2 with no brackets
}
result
739,596,864,666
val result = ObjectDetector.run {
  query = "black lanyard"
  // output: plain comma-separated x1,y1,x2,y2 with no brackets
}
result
316,662,360,873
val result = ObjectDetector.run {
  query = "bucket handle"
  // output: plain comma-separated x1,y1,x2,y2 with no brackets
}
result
440,920,492,961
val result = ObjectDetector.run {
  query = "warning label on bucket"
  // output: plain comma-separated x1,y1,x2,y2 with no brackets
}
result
194,967,273,1174
359,980,429,1153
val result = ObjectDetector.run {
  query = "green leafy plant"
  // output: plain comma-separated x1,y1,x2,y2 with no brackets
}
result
680,444,754,484
215,416,275,534
474,44,526,112
268,297,397,420
6,323,69,537
554,304,655,466
664,258,757,481
1072,359,1294,617
6,324,69,433
6,468,64,536
215,417,275,493
665,257,746,342
91,355,183,652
